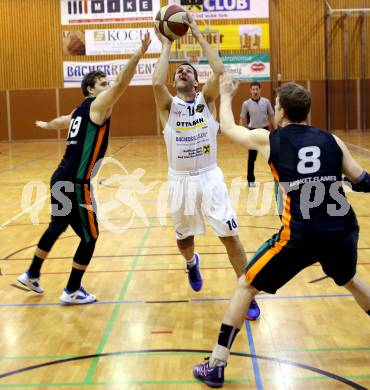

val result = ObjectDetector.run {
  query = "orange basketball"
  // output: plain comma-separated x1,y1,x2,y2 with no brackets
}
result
155,5,189,41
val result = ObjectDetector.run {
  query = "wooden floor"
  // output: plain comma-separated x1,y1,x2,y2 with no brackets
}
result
0,131,369,389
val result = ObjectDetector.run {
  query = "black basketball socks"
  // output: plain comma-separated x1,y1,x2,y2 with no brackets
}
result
218,323,240,349
66,268,85,292
28,256,44,278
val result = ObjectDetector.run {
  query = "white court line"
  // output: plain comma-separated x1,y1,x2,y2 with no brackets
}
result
0,195,49,229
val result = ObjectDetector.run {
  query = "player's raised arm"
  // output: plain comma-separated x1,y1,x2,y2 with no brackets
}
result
220,74,269,159
35,114,72,130
185,12,224,106
91,32,151,122
152,27,173,126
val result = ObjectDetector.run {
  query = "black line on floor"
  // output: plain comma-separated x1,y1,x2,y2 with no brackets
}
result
0,348,366,389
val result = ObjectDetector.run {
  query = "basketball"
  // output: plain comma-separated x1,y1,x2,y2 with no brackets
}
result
155,5,189,41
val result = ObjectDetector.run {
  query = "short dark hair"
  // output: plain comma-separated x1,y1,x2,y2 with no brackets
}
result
250,81,261,88
173,62,198,82
81,70,107,97
276,82,311,122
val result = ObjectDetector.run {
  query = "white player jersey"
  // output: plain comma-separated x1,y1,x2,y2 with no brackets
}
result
164,92,219,173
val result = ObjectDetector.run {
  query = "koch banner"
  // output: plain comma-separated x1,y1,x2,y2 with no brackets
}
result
171,0,268,19
85,28,162,55
63,59,157,87
195,54,270,83
61,0,160,25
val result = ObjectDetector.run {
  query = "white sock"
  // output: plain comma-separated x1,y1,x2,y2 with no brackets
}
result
186,254,196,268
209,344,229,367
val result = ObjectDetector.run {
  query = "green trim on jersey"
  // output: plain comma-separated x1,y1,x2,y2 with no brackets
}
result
76,121,97,181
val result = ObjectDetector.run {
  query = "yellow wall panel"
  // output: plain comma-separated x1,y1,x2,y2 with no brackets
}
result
0,0,369,89
0,0,61,88
278,0,326,80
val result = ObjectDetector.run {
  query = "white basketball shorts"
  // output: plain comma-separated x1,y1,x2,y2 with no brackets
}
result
168,166,239,239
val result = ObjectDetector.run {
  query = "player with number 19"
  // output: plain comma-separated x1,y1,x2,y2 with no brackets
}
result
17,33,151,304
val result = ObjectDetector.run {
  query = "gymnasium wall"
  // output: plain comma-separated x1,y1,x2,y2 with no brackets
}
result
0,0,369,140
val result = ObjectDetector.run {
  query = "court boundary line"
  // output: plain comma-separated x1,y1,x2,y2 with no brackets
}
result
0,349,367,389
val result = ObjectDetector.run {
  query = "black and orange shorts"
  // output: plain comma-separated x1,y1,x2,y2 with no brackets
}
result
49,174,99,243
245,226,359,294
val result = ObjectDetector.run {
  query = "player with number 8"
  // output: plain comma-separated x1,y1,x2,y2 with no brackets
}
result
192,73,370,388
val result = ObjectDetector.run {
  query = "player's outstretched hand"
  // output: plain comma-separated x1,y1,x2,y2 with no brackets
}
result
184,12,201,38
220,73,239,97
35,121,48,129
139,32,151,55
154,25,172,45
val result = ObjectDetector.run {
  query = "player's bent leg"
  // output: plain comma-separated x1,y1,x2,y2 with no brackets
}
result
178,236,203,292
193,277,259,387
177,236,194,260
343,274,370,315
17,223,67,293
223,276,258,328
219,235,260,321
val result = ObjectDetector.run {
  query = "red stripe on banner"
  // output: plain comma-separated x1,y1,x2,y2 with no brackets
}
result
69,17,153,23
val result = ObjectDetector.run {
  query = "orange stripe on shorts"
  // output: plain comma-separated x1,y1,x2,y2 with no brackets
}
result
245,239,287,285
84,184,98,240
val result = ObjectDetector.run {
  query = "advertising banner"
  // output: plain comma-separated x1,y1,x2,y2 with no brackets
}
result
63,54,269,87
172,24,270,52
85,28,162,55
61,0,160,25
172,0,268,19
195,53,270,82
63,59,157,87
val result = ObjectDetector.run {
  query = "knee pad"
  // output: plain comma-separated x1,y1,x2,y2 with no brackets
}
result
177,236,194,250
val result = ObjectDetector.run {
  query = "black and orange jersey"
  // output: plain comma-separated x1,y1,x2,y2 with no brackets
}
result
57,96,110,182
269,124,357,242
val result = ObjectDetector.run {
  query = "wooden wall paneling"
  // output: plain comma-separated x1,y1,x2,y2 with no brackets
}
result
0,0,368,137
109,86,157,137
0,91,8,140
269,0,280,85
365,79,370,130
330,80,345,130
59,88,85,139
310,80,327,130
0,0,61,89
10,89,57,140
327,3,370,80
348,79,359,130
279,0,326,81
